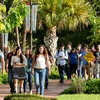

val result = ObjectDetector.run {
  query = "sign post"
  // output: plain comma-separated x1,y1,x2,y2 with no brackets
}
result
84,52,95,79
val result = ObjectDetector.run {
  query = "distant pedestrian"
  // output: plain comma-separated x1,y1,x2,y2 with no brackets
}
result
95,44,100,78
45,47,52,89
6,45,18,94
65,42,72,79
55,44,68,83
66,42,72,54
23,48,33,94
0,49,4,74
32,45,50,96
69,48,78,78
76,44,84,78
11,47,27,93
82,44,88,80
90,45,96,78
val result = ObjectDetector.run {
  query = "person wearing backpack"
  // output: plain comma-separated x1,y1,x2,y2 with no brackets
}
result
55,44,68,83
6,45,18,94
65,42,72,79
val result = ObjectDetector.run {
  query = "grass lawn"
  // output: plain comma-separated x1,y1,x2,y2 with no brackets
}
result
57,94,100,100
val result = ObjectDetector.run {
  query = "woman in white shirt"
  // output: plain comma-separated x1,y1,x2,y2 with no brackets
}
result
11,47,27,93
32,45,50,96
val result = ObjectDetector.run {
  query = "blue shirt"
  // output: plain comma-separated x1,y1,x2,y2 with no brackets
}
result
69,53,78,64
24,58,32,72
81,51,88,65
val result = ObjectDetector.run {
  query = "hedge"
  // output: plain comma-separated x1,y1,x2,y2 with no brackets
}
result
4,94,58,100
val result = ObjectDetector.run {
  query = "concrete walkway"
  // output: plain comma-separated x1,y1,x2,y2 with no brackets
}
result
0,79,71,100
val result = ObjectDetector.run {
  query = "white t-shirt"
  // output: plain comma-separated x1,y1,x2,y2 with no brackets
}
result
11,55,27,68
34,55,46,69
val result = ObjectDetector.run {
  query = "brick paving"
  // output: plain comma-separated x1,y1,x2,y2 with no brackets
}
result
0,79,71,100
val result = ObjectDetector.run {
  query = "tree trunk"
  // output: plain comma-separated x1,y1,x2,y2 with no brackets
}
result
15,26,20,46
44,26,58,65
22,20,27,54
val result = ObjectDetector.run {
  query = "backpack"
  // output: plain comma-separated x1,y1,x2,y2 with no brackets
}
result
55,50,66,65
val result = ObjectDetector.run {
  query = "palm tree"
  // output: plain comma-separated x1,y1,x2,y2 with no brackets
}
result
37,0,89,63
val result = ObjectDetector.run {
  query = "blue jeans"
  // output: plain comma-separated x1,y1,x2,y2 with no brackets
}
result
45,67,49,84
34,68,46,95
58,64,66,82
8,69,14,93
79,61,83,77
23,71,32,93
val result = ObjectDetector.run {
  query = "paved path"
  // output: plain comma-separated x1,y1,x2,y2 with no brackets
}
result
0,80,71,100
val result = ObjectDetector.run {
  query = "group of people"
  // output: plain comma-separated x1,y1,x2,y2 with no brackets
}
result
1,42,100,96
0,44,51,96
55,42,100,82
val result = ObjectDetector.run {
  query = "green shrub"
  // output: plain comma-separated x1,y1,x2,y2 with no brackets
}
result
60,78,100,94
4,94,58,100
49,70,60,79
60,87,76,94
60,75,86,94
0,72,8,84
49,65,60,79
84,79,100,94
71,76,86,93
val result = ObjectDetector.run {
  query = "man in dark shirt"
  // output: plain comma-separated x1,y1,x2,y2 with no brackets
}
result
6,45,17,93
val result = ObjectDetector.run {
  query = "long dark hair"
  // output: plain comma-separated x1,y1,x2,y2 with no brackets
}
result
15,46,23,63
25,48,33,58
45,46,52,56
35,45,48,62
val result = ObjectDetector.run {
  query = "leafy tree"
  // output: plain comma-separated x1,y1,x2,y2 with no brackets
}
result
0,0,29,50
87,0,100,45
37,0,89,63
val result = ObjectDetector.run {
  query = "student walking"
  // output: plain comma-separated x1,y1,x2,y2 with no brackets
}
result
90,45,96,78
95,44,100,78
69,48,78,78
82,45,88,80
11,47,27,93
77,44,84,78
45,47,52,89
6,45,18,94
32,45,50,96
65,42,72,79
23,48,33,94
55,44,68,83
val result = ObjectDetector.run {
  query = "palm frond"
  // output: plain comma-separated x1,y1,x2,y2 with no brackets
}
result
37,0,90,31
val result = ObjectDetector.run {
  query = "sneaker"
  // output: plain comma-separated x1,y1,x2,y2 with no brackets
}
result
40,95,44,97
29,90,32,94
59,80,64,83
20,91,22,94
59,80,61,83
